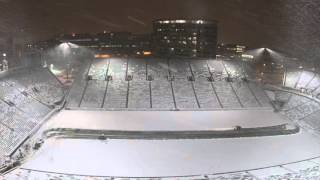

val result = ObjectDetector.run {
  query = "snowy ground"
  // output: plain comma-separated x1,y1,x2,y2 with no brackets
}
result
45,110,287,131
6,109,319,178
20,131,320,177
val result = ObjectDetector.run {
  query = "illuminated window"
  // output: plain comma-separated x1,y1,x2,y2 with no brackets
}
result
196,20,204,24
175,20,186,23
143,51,152,56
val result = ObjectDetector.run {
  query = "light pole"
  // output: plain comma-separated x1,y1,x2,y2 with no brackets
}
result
2,53,8,71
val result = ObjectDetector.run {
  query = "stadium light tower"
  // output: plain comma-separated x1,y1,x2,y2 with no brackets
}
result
57,42,79,80
2,53,8,71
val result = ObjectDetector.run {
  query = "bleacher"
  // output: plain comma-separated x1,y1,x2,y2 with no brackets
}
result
80,80,107,108
273,90,320,132
0,67,65,166
68,58,271,110
284,69,320,98
151,80,175,109
231,81,260,108
172,79,198,109
284,70,302,88
128,80,150,108
66,62,93,108
103,80,128,108
4,157,320,180
5,68,65,105
87,59,109,80
193,80,221,108
189,60,211,80
3,59,320,179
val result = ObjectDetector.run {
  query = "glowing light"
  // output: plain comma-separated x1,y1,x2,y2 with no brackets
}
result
241,54,254,59
2,53,6,57
175,20,186,23
68,43,79,48
94,54,111,58
143,51,152,56
160,20,170,24
59,43,70,50
50,65,62,75
196,20,204,24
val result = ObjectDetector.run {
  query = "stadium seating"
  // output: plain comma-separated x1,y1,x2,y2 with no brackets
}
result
274,90,320,131
5,68,64,105
0,67,64,166
284,69,320,98
3,157,320,180
3,59,320,179
67,58,271,110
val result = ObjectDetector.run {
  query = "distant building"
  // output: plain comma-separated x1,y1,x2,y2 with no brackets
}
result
30,32,153,57
27,19,218,58
152,19,218,58
130,34,152,56
217,43,246,58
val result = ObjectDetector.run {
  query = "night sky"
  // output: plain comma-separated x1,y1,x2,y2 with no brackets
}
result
0,0,320,60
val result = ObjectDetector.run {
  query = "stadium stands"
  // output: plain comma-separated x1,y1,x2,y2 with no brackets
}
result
3,157,320,180
273,90,320,133
151,80,175,109
80,80,107,108
67,58,271,110
231,81,261,108
189,60,211,80
284,70,302,89
0,67,64,166
212,81,242,108
128,80,150,108
4,58,320,179
87,59,109,80
193,80,221,108
103,80,128,109
284,69,320,98
5,68,64,105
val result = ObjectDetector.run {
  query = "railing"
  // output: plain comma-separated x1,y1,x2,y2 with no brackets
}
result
44,123,299,140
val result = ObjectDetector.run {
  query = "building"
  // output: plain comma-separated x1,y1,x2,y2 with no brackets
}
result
26,19,218,58
29,32,152,57
130,34,152,56
152,19,218,58
217,43,246,58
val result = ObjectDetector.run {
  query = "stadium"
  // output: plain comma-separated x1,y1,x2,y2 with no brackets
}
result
1,49,320,179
